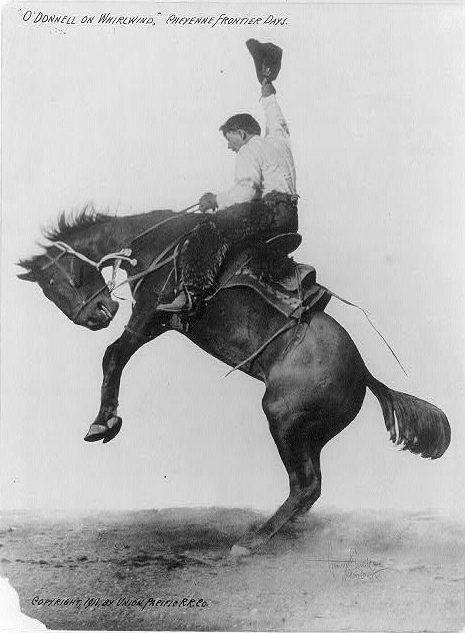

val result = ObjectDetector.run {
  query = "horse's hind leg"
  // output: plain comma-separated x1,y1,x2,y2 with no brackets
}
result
231,412,323,556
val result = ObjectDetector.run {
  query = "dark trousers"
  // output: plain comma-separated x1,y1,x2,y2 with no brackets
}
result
179,192,298,298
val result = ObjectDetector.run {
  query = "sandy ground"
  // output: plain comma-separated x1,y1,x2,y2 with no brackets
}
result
0,507,464,631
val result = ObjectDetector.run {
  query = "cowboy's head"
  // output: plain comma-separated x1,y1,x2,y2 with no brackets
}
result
219,114,261,153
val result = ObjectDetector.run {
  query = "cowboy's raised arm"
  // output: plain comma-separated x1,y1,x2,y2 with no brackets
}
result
261,88,290,139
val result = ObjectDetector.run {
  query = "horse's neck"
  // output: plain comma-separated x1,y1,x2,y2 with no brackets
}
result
71,210,186,264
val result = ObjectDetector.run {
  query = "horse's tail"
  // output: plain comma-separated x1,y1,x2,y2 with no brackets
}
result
366,373,450,459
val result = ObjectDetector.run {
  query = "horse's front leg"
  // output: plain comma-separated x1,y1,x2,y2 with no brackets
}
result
84,312,165,443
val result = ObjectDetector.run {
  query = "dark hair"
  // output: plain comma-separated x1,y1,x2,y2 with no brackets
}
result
219,113,261,137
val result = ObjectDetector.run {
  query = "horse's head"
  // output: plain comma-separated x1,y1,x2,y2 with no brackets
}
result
17,245,119,330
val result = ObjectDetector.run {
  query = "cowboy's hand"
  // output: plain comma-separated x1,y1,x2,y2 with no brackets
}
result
199,192,218,213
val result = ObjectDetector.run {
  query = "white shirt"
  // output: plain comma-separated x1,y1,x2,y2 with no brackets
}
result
216,95,297,209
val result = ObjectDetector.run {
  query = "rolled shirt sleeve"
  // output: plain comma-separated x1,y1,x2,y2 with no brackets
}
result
216,145,262,209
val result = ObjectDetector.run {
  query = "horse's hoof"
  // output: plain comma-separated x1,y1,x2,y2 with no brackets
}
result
84,424,109,442
102,417,122,443
230,545,252,558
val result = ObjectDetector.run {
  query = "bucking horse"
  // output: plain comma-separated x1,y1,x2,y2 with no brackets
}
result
18,207,451,555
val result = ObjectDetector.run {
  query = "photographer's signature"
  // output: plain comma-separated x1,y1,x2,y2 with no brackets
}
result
307,541,386,581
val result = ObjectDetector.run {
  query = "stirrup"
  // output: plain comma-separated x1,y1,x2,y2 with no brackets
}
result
263,233,302,255
156,289,193,313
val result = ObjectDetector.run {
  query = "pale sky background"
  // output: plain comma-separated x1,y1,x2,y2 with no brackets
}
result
1,2,465,516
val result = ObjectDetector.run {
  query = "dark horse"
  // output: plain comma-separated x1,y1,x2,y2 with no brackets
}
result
18,207,450,555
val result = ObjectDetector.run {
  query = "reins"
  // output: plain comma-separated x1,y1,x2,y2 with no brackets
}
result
51,241,138,269
110,232,190,295
130,203,199,245
98,204,201,297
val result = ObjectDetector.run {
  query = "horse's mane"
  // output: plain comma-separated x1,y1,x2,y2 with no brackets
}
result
18,205,111,271
44,205,111,242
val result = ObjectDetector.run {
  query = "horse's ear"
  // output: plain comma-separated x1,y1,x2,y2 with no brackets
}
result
17,270,36,282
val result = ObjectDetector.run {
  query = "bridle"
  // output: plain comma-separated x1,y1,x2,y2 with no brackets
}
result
40,208,200,323
42,243,139,323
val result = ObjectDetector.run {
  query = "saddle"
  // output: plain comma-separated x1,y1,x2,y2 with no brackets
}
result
213,234,331,318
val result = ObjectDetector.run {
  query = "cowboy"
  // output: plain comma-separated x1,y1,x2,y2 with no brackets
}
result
157,39,298,313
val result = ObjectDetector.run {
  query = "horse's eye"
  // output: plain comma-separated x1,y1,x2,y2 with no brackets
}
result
49,278,55,286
